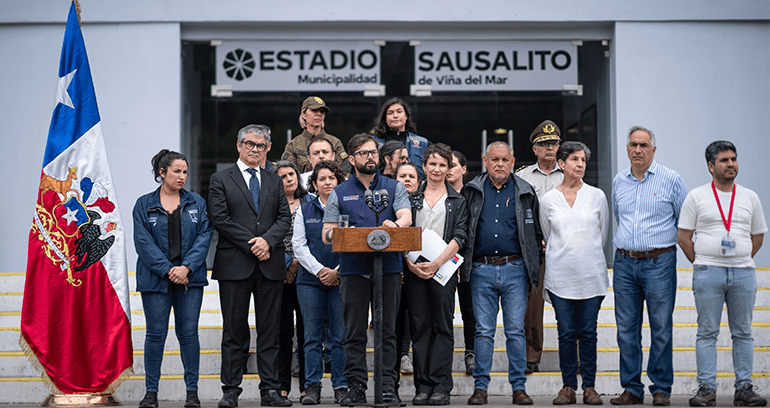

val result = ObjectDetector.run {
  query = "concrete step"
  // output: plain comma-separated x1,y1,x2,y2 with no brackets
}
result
2,269,770,404
3,342,769,378
2,269,770,297
4,321,769,352
1,371,769,404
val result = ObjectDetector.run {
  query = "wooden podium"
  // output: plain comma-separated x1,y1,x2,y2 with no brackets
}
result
333,227,421,406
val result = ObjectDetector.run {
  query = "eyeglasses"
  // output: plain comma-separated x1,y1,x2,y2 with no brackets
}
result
241,141,268,151
353,149,379,159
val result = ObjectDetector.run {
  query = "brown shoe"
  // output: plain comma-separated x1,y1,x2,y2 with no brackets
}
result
553,387,577,405
512,390,533,405
467,389,487,405
583,387,603,405
652,392,670,406
610,390,643,405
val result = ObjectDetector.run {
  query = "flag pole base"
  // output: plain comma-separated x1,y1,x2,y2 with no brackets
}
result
40,393,122,407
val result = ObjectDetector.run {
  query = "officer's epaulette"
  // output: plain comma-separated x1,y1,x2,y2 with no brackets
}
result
515,165,526,172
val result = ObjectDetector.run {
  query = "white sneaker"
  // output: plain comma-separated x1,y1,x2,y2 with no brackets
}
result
400,355,413,375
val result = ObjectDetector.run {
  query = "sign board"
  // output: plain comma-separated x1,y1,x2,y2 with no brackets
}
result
414,41,577,91
216,41,381,92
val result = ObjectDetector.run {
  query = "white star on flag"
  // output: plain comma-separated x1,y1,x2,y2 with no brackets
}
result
55,69,77,109
62,206,80,225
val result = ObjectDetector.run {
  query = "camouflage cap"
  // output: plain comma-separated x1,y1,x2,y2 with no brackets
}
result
529,120,562,144
301,96,330,114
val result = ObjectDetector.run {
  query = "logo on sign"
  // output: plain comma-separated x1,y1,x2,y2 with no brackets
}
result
223,49,255,81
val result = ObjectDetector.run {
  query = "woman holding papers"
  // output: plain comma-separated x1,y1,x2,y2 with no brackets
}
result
133,149,212,408
291,160,349,405
404,143,469,406
538,141,609,405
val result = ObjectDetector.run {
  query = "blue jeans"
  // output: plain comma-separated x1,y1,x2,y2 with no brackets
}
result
549,291,604,390
297,283,347,389
692,265,757,389
141,285,203,392
470,259,529,392
613,249,676,397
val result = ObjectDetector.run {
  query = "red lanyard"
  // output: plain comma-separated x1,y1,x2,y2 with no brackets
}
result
711,182,736,233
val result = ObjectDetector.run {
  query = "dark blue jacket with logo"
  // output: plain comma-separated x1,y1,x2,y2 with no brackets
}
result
329,172,403,276
297,196,340,286
375,131,430,177
133,187,212,293
460,173,543,286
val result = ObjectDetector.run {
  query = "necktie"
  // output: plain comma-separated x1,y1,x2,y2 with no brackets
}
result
246,168,260,214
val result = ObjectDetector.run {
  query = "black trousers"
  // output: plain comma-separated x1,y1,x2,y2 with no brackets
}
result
404,271,458,395
279,281,305,393
393,279,410,392
339,273,401,390
457,281,475,353
219,267,283,394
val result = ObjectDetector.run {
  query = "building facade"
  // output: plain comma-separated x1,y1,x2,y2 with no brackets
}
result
1,0,768,271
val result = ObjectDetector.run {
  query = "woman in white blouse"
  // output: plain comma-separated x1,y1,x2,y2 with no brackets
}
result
539,141,609,406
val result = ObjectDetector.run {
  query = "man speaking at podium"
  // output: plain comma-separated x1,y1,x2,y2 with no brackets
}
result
322,133,412,406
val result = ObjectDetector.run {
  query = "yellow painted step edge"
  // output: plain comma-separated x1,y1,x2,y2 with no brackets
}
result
3,346,770,358
2,372,770,382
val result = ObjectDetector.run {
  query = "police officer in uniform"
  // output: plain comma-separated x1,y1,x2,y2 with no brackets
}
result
282,96,349,173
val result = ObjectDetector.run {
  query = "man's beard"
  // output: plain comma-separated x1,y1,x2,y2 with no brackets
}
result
356,160,378,175
489,171,509,185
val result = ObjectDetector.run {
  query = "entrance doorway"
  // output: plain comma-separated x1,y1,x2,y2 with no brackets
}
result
182,41,610,200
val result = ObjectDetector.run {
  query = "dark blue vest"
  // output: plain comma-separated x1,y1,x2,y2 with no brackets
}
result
297,197,340,286
335,172,402,275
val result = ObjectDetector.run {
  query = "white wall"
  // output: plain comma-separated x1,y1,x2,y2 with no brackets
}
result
0,0,767,23
1,3,768,272
0,22,180,272
614,21,770,267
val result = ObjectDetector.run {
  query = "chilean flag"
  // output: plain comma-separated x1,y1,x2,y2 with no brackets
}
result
20,1,133,394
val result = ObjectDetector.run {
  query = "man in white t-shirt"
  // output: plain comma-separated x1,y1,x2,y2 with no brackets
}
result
678,140,767,407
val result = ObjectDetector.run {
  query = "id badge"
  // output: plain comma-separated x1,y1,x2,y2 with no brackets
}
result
721,233,736,256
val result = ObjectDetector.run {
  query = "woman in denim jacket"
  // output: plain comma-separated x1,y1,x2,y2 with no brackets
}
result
133,150,212,408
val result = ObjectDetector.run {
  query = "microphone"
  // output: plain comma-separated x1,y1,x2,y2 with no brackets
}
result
379,189,390,209
364,189,375,211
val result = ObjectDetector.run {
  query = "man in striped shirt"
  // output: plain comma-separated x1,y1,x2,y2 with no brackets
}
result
610,126,688,407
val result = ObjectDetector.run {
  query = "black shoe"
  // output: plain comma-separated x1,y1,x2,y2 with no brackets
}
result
219,391,239,408
262,390,293,407
340,382,367,406
735,384,767,407
139,392,158,408
334,387,349,404
464,352,475,375
428,392,450,405
412,393,430,405
382,392,401,405
185,391,201,408
689,386,716,407
302,384,321,405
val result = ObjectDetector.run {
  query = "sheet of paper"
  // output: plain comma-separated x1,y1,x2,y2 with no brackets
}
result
406,229,464,286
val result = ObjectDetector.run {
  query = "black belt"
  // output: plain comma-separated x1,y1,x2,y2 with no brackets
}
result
617,245,676,259
474,254,521,265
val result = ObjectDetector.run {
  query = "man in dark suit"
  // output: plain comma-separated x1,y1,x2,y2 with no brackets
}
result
209,124,293,408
